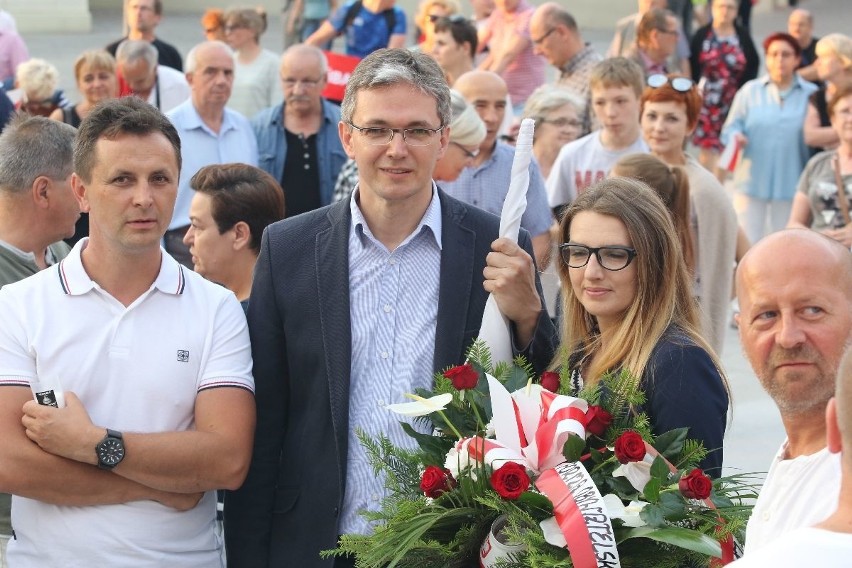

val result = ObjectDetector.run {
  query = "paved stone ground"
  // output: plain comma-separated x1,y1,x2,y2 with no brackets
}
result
18,0,850,479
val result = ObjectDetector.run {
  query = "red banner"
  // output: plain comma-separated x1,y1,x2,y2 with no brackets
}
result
322,51,361,103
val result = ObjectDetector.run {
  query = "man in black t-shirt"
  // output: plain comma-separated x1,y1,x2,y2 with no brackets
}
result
789,8,820,84
106,0,183,72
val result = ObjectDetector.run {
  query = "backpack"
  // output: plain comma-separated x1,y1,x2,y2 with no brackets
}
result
342,0,397,38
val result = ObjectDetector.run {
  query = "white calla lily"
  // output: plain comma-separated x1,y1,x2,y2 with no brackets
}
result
612,457,653,492
540,516,568,547
385,393,453,417
602,494,648,527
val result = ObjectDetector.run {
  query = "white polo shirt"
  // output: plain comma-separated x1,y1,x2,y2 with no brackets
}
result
0,239,253,568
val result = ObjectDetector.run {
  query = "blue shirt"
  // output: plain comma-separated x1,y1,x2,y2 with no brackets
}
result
440,142,553,238
166,100,259,230
328,1,407,58
721,75,817,201
341,185,442,535
251,99,347,207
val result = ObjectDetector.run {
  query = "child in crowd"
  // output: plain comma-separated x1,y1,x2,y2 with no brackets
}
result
546,57,649,216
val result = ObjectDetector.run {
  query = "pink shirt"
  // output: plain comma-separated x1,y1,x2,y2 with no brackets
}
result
0,28,28,82
481,0,545,106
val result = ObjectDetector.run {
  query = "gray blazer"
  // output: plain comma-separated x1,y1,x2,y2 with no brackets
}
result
225,189,557,567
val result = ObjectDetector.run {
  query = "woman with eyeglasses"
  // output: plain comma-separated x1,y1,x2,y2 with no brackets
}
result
222,7,281,119
556,178,729,475
522,85,585,179
788,86,852,247
689,0,759,178
638,73,744,355
721,32,818,244
433,89,486,182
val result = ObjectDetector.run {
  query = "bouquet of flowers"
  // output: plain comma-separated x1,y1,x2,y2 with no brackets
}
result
323,341,756,567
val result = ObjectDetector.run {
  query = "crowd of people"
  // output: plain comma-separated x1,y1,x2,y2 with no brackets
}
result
0,0,850,566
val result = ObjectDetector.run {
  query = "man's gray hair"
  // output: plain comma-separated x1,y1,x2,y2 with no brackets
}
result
0,114,76,195
282,43,328,75
185,41,234,74
340,48,451,127
115,39,159,70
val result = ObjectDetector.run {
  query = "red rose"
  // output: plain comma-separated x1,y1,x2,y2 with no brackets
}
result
420,465,455,498
614,431,646,464
585,405,613,437
679,468,713,500
444,363,479,390
489,462,530,500
540,371,560,392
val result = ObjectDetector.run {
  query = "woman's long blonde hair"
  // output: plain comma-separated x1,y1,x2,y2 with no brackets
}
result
556,178,725,391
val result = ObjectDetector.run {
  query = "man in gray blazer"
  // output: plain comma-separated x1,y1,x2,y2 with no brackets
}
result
225,48,558,568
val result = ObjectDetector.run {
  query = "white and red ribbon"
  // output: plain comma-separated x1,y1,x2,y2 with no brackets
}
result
536,461,621,568
457,376,588,473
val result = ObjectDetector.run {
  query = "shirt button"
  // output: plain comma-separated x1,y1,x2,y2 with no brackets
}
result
381,351,389,359
383,304,391,313
388,258,396,265
762,511,770,521
372,493,379,502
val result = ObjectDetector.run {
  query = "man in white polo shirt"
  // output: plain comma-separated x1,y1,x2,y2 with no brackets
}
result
0,97,255,568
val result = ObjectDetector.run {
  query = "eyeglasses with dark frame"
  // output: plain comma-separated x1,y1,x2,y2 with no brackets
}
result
347,122,445,146
451,141,479,159
532,27,556,46
559,244,638,271
647,74,694,92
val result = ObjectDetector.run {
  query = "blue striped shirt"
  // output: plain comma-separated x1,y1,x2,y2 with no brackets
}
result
340,185,443,535
439,142,553,238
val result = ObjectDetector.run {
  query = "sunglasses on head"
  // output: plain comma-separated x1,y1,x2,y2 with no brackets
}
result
647,74,694,92
430,14,467,23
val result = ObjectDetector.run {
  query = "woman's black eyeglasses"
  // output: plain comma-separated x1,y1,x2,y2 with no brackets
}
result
559,244,637,271
647,74,694,93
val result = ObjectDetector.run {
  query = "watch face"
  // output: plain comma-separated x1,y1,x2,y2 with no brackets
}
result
98,438,125,467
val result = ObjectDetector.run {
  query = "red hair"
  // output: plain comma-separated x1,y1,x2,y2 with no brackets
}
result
640,74,703,131
763,32,801,57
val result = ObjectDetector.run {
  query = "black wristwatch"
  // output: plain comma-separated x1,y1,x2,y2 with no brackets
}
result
96,429,125,470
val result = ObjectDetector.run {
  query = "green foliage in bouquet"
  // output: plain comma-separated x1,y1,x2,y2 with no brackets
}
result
322,341,758,567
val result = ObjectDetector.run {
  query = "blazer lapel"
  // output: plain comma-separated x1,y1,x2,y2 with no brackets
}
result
433,190,476,372
316,201,352,492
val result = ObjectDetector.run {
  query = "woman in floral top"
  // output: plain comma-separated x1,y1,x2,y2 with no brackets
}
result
689,0,759,178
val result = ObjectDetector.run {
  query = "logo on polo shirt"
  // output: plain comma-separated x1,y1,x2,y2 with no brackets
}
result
177,350,190,362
